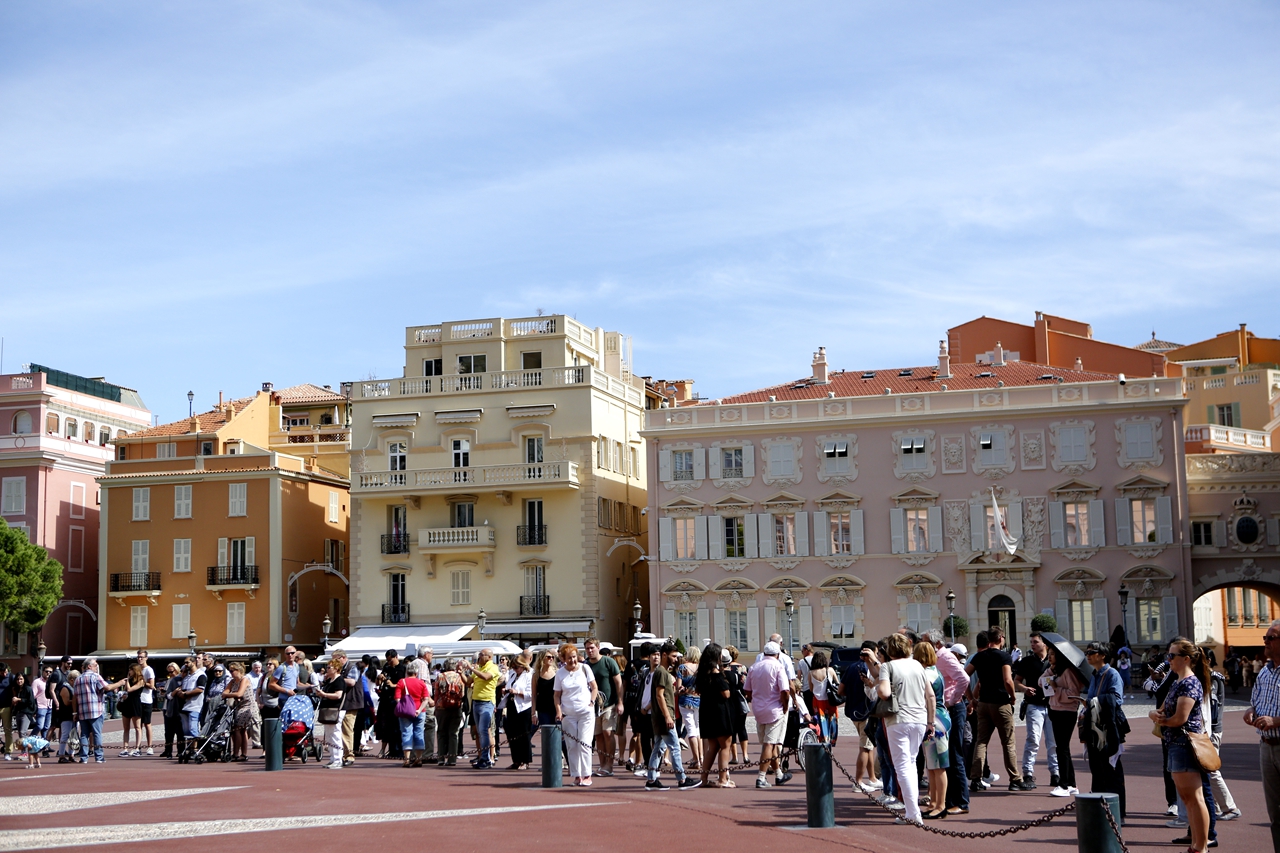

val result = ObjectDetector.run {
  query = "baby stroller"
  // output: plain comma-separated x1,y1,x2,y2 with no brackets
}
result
280,693,322,763
786,693,833,771
179,697,232,764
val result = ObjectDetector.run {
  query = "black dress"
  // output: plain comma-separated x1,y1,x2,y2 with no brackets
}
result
697,672,733,739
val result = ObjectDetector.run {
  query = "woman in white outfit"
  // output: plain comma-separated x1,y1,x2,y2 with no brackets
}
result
876,632,935,826
314,660,346,769
553,643,598,786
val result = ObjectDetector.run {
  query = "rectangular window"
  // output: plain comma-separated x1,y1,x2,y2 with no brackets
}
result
1137,598,1163,642
904,508,930,553
727,610,749,649
630,447,640,479
201,441,214,456
450,570,471,605
1070,599,1095,642
172,604,190,639
1,477,26,515
174,485,192,519
1215,404,1235,427
1064,502,1090,547
672,450,694,480
773,513,796,556
173,538,191,572
598,436,609,470
723,516,746,558
823,440,850,474
1131,498,1157,543
598,497,613,529
451,439,469,469
131,540,149,572
1058,426,1087,463
453,502,474,529
1124,423,1155,460
677,611,698,650
286,416,310,428
228,483,247,517
829,512,852,555
721,447,744,479
129,606,148,648
830,605,857,639
70,482,86,519
227,602,246,645
525,436,543,465
1259,591,1270,623
132,487,150,521
328,491,340,523
523,564,546,598
1191,521,1214,547
118,446,128,461
1243,589,1255,624
673,517,696,560
68,526,85,571
423,358,443,377
901,436,927,471
156,443,177,459
979,431,1006,466
768,444,795,478
521,351,542,370
457,354,487,374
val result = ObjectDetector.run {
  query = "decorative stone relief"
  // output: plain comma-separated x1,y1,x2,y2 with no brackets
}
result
1239,558,1262,580
669,411,691,424
670,562,700,574
978,392,1003,407
1055,567,1106,599
970,424,1016,480
1048,420,1096,475
823,401,848,416
815,491,862,511
768,558,802,571
941,435,966,474
1187,455,1280,476
1228,493,1267,553
719,408,741,422
1120,566,1174,597
944,500,973,563
1020,430,1046,471
1061,549,1099,562
1127,546,1166,559
769,406,792,420
891,428,936,483
1058,386,1083,402
1021,496,1046,563
901,397,925,412
718,561,750,573
814,433,858,485
760,436,803,487
1115,416,1165,471
900,554,936,567
823,556,859,569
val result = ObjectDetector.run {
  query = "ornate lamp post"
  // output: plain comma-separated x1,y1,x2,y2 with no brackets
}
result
633,600,643,638
187,390,194,417
187,629,197,657
321,615,332,651
783,590,795,658
1119,583,1129,642
946,588,957,644
477,608,487,638
36,638,47,673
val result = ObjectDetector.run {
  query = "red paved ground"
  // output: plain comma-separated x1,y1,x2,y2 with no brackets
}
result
1,714,1270,853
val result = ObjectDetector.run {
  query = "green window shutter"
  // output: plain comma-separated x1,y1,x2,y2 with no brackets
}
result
1232,403,1241,428
1207,405,1216,425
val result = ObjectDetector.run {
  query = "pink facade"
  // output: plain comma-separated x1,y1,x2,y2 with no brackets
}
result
0,368,150,666
642,349,1192,654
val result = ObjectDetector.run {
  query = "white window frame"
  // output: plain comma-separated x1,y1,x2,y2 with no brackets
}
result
172,603,191,639
11,410,31,435
677,611,699,650
174,485,192,519
132,487,150,521
727,609,749,649
773,513,797,556
823,440,850,475
901,436,927,471
450,570,471,605
173,538,192,573
1136,597,1163,643
227,602,246,645
1064,501,1089,547
69,483,86,519
228,483,247,517
978,431,1007,467
672,450,694,481
0,478,25,515
1124,422,1155,460
723,516,745,558
1069,599,1095,642
903,507,929,553
672,517,696,560
328,491,340,523
829,511,852,555
1131,498,1157,544
829,604,857,639
156,442,177,459
1058,426,1088,463
67,525,85,572
131,539,150,572
129,606,148,648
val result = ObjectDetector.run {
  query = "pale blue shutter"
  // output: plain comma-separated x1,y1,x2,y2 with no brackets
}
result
1049,502,1065,549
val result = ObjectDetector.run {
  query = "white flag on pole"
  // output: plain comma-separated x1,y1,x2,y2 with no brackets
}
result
991,487,1019,555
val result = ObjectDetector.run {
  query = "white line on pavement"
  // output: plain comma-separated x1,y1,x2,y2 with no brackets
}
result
0,787,246,816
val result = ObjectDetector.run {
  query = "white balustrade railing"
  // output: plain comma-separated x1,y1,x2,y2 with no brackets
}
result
1185,425,1270,450
352,363,638,404
509,318,556,336
355,461,579,490
1236,373,1261,386
413,326,442,343
420,526,495,547
450,321,494,339
9,376,34,390
1204,377,1226,389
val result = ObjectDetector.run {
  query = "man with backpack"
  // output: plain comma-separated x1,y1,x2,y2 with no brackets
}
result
434,660,466,766
627,643,654,774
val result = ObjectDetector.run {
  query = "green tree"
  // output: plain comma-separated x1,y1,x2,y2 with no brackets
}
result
673,637,687,655
942,615,969,640
1031,613,1058,634
0,519,63,636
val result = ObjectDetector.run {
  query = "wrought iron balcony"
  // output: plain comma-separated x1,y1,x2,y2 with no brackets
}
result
381,533,410,554
382,603,411,624
110,572,161,592
520,595,551,617
206,565,260,586
516,525,548,546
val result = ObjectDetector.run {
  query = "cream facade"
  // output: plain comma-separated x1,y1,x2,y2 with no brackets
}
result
346,315,648,645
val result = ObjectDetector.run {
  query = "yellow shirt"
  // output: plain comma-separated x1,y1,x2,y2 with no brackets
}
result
471,662,501,703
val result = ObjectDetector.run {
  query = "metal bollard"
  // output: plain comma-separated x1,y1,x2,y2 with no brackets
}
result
541,724,563,788
1075,793,1122,853
262,718,282,772
804,743,835,828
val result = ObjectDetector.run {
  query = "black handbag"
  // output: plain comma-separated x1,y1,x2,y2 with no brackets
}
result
318,707,341,724
868,662,898,719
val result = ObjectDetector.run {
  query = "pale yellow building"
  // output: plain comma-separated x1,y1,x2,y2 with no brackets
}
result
343,315,649,649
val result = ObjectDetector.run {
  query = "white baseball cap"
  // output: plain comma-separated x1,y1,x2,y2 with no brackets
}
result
763,641,781,656
949,643,968,657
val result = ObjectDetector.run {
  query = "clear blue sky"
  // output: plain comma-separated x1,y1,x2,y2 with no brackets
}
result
2,2,1278,424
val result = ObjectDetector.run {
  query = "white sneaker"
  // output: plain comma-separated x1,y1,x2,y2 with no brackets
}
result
1166,818,1188,828
978,779,992,790
857,782,877,794
633,768,648,777
1049,786,1073,797
1218,808,1242,822
1166,804,1179,816
867,779,884,790
983,773,1000,785
146,748,154,756
886,801,906,812
325,762,343,770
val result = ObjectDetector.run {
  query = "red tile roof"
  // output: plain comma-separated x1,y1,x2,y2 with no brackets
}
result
714,361,1119,404
120,397,256,439
275,383,345,405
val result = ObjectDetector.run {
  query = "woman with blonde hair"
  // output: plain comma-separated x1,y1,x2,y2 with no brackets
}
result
115,663,146,756
223,662,257,761
314,659,346,769
877,633,935,825
913,641,951,819
504,652,534,770
553,643,598,785
1150,637,1213,853
676,646,702,773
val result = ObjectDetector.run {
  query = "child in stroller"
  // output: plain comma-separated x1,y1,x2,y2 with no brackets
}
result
179,697,233,764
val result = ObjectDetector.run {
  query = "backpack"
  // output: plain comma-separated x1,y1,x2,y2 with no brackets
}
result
436,673,464,709
624,663,648,711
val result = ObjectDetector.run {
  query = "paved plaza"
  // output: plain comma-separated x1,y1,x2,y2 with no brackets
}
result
0,712,1270,853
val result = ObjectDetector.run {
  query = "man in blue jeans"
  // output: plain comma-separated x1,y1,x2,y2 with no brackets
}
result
179,658,207,740
644,641,700,790
465,649,502,768
72,658,109,763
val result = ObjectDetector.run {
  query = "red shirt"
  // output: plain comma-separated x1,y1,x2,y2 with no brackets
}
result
396,676,430,705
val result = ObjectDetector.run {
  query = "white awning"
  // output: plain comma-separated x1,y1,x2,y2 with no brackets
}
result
1170,357,1238,367
330,624,473,657
371,412,421,426
483,620,593,636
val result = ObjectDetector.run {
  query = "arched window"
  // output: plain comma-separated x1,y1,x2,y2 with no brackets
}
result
65,418,78,439
99,427,110,446
83,422,95,443
11,411,31,435
46,413,59,434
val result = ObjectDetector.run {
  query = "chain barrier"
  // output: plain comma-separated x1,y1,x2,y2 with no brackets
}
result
1097,797,1131,853
825,747,1079,839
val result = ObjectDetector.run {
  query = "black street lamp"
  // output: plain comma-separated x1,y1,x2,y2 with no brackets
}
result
187,629,197,656
632,600,643,638
321,615,332,651
477,608,487,638
1119,583,1130,640
783,590,795,658
187,391,194,417
946,588,957,644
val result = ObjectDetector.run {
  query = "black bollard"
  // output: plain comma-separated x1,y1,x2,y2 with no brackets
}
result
541,724,563,788
262,718,282,772
804,743,835,828
1075,793,1122,853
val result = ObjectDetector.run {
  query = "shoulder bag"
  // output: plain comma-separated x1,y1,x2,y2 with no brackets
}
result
395,680,421,719
1183,725,1221,772
869,662,898,719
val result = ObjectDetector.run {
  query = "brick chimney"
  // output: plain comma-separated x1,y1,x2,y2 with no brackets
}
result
937,340,952,379
812,347,829,384
993,341,1006,367
1074,357,1083,371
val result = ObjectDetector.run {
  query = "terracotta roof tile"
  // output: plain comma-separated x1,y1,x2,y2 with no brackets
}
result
120,397,256,439
714,361,1119,404
275,383,346,405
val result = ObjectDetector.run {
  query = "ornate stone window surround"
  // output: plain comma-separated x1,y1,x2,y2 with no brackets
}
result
894,571,943,632
709,439,755,490
1227,493,1267,553
819,574,865,639
1115,416,1164,471
1054,566,1106,599
1119,565,1174,598
814,433,858,485
1115,475,1169,498
1048,419,1096,475
892,428,936,483
970,424,1016,480
761,437,803,486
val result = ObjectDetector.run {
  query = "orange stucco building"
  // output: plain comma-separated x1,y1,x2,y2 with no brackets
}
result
96,387,350,656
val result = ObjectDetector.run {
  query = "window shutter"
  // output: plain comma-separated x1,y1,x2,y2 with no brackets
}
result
1088,500,1106,547
1155,496,1174,545
692,449,706,481
849,509,865,555
1092,597,1109,641
1114,499,1132,546
799,604,813,646
662,607,675,639
744,514,759,559
812,511,829,557
694,516,709,561
1215,520,1229,547
928,506,943,553
1055,598,1071,640
764,604,777,639
890,508,905,554
218,537,228,567
747,603,760,651
708,446,721,479
658,518,673,562
970,503,986,550
245,536,255,567
1008,501,1023,546
709,516,724,560
696,608,710,646
1162,595,1179,641
713,605,726,643
741,444,755,479
795,511,809,557
1049,502,1065,549
1267,518,1280,547
757,514,774,558
1124,599,1139,643
658,450,672,482
1231,403,1241,428
1207,405,1216,425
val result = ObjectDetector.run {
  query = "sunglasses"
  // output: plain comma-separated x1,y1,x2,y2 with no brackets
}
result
1265,635,1280,642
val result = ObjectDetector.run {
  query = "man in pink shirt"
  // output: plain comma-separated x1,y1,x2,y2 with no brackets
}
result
930,630,971,814
744,641,792,789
